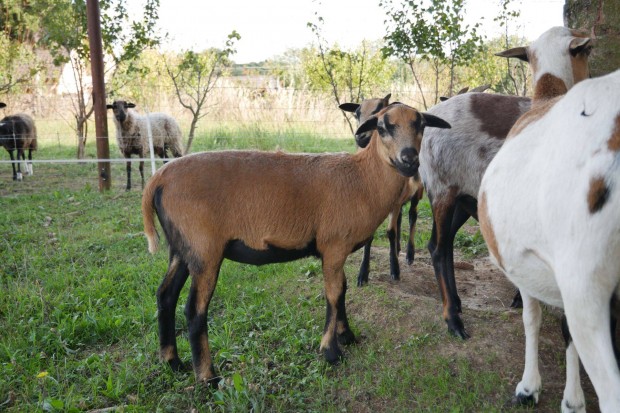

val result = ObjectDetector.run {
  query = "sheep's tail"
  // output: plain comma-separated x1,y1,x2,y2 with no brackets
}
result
142,176,160,254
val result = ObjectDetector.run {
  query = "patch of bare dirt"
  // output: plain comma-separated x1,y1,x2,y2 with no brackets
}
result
345,246,605,413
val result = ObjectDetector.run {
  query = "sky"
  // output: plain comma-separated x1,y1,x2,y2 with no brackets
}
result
154,0,565,64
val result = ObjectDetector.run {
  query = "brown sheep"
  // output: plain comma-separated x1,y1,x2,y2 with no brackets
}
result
142,103,450,385
339,94,424,286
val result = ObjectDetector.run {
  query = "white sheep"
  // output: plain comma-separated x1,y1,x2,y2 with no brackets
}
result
478,29,620,413
106,100,184,190
339,94,424,285
418,26,591,339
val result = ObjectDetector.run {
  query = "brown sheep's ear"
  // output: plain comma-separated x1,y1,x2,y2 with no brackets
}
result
0,102,6,109
126,102,136,108
422,113,451,129
354,115,378,148
382,93,391,104
355,115,378,136
439,96,449,102
339,102,359,113
495,46,529,62
106,104,114,109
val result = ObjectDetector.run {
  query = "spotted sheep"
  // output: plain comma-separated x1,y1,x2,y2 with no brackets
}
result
141,103,450,385
477,28,620,412
339,94,424,286
0,103,38,181
418,26,592,340
106,100,184,191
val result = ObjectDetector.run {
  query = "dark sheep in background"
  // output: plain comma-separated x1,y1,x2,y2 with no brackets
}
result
0,104,38,181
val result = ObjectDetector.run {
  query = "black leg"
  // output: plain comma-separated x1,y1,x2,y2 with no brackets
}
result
357,239,372,287
126,160,132,191
157,253,190,372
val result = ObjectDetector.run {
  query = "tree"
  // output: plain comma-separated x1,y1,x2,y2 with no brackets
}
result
381,0,484,108
0,1,43,94
307,9,395,134
165,31,240,153
462,35,529,96
564,0,620,77
38,0,161,158
493,0,529,96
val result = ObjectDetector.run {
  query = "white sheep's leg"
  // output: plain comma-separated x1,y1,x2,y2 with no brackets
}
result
561,275,620,413
562,341,585,413
26,149,33,175
513,291,542,405
15,148,24,181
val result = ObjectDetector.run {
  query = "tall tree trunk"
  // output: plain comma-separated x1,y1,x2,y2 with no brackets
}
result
76,117,86,159
185,115,199,154
564,0,620,77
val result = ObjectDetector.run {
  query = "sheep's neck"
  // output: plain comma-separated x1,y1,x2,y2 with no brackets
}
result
532,73,568,107
353,136,410,211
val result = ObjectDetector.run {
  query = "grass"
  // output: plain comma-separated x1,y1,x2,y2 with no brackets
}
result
0,125,552,412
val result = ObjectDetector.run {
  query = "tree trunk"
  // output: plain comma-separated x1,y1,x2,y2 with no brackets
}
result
185,116,199,154
564,0,620,77
76,117,87,159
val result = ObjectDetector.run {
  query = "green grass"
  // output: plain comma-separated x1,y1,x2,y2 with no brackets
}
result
0,126,527,412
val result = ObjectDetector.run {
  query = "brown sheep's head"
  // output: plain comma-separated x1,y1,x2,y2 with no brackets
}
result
355,103,450,177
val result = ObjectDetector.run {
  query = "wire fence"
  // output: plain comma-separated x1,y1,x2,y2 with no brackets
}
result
0,79,438,196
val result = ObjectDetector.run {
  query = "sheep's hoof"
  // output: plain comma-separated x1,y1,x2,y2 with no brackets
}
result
390,271,400,281
168,357,191,372
16,172,23,181
356,273,369,287
511,393,537,407
406,246,414,265
198,375,222,389
561,398,585,413
447,317,469,340
323,346,344,365
337,330,357,346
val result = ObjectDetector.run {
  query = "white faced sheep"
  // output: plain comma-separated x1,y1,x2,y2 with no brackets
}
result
339,94,424,286
419,26,591,339
106,100,184,191
142,103,450,385
478,70,620,413
0,105,38,182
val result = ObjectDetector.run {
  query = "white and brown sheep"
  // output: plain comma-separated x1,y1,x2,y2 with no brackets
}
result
106,100,184,190
339,94,424,286
419,26,591,339
0,104,38,181
478,68,619,413
142,103,450,385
